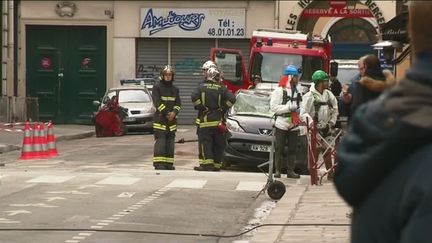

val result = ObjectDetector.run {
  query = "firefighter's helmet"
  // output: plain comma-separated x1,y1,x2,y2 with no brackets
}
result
311,70,329,83
202,60,217,70
283,65,300,76
206,67,220,82
161,65,175,75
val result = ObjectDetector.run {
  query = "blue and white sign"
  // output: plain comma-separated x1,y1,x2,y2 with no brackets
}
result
140,8,246,38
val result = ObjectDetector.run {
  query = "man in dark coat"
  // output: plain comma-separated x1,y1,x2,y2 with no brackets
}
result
334,2,432,242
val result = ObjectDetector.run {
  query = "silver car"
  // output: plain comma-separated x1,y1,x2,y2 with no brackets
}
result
94,84,155,133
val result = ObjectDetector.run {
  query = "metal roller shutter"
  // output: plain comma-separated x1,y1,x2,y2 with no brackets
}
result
171,38,214,125
218,39,250,69
136,38,168,79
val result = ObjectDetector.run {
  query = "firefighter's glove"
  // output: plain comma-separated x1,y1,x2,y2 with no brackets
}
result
166,112,176,122
291,111,301,126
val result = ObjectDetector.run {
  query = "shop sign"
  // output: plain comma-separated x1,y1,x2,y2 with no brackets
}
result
329,0,347,10
302,8,373,18
286,0,385,30
140,8,246,38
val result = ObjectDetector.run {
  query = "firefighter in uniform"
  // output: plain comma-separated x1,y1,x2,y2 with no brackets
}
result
191,67,236,171
152,65,182,170
270,65,310,178
301,70,339,179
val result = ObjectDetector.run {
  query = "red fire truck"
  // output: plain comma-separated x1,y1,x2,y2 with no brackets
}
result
211,29,333,93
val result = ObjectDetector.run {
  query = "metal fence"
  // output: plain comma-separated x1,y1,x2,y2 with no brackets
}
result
0,96,39,123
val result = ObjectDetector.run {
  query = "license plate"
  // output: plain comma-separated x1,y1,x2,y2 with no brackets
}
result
123,117,136,122
250,144,271,152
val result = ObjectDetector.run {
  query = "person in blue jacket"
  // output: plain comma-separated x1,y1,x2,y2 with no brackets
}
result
334,2,432,242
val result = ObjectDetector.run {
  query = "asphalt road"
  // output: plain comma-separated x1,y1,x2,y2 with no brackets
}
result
0,127,290,243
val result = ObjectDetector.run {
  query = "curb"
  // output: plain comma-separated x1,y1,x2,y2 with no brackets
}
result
56,131,95,142
0,131,95,154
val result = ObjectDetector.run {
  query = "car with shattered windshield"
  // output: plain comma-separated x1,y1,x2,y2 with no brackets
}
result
224,89,308,173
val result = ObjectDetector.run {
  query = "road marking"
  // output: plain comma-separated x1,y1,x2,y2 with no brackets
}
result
236,181,266,191
113,214,124,217
3,210,31,216
108,217,120,220
78,233,93,236
97,223,109,226
65,240,79,243
90,225,103,229
118,212,129,215
72,236,86,240
0,218,20,224
95,176,141,185
100,220,114,223
165,179,207,189
117,192,136,198
26,175,75,184
46,190,90,195
10,203,58,208
78,185,104,189
46,197,66,202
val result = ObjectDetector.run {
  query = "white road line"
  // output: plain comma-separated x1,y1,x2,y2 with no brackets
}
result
90,226,103,229
97,223,109,226
100,220,114,223
26,175,75,183
165,179,207,189
95,176,141,185
65,240,79,243
118,212,129,215
117,192,136,198
108,217,120,220
72,236,86,240
78,233,93,236
113,214,124,217
235,181,266,191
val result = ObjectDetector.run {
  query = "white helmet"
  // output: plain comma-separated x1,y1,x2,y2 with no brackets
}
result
206,67,220,82
202,60,217,70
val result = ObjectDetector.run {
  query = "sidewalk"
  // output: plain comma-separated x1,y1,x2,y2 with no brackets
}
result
251,180,351,243
0,124,95,153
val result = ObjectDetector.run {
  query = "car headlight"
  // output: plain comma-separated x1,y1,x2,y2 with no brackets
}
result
226,119,245,133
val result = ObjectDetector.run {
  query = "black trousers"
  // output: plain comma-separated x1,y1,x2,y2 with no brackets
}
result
274,127,299,173
198,127,226,169
153,131,175,167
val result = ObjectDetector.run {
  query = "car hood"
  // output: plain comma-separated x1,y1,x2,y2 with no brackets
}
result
119,102,153,112
229,115,273,135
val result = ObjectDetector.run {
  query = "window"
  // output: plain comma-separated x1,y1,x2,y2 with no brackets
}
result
215,52,242,85
251,53,323,83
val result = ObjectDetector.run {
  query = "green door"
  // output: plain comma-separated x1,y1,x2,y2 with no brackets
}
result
26,25,106,124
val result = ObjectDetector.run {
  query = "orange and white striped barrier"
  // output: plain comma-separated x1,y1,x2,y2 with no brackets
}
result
46,121,59,157
19,121,33,160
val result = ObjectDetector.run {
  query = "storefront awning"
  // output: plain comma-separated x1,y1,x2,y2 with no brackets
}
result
381,12,408,44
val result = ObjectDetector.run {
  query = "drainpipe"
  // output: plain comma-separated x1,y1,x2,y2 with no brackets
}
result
13,0,18,97
7,0,15,97
2,1,8,96
274,0,280,29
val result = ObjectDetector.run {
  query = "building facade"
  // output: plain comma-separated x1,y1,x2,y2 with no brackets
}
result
11,0,396,124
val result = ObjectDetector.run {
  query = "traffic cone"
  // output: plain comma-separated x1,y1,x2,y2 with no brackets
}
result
39,123,50,159
46,121,59,157
31,122,42,159
19,121,34,160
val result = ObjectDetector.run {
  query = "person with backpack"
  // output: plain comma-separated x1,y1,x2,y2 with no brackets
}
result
301,70,339,180
270,65,309,179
